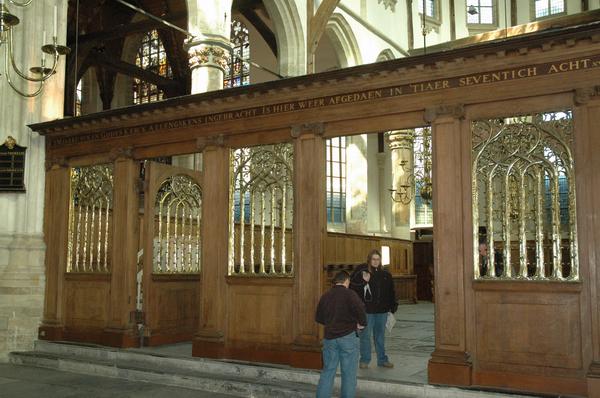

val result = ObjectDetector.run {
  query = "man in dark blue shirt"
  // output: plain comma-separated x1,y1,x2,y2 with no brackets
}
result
315,271,367,398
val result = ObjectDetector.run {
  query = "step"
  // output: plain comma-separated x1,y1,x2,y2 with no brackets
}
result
9,341,537,398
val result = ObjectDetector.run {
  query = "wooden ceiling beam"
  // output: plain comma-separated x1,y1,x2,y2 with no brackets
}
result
88,50,180,90
240,7,278,56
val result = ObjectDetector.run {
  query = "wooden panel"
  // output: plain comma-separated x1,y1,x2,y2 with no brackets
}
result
475,289,582,372
227,283,293,347
324,232,413,276
147,279,200,344
393,275,417,303
64,279,110,329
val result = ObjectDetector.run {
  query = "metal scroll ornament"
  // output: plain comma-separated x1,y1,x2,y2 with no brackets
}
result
67,165,113,273
472,112,578,281
229,143,294,276
153,175,202,273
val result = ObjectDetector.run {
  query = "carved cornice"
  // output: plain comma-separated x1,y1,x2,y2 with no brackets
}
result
109,146,134,161
290,123,325,138
196,134,226,151
424,104,465,123
45,156,68,171
573,86,600,105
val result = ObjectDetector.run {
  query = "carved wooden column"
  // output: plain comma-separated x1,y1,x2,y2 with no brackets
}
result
425,105,472,385
104,150,139,347
290,123,325,368
193,138,229,358
38,159,70,341
573,87,600,398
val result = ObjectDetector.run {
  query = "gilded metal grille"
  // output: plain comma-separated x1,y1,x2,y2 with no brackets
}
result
472,111,578,281
229,144,294,276
153,175,202,273
67,165,113,273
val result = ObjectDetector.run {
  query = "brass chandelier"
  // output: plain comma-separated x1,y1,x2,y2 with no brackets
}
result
0,0,69,97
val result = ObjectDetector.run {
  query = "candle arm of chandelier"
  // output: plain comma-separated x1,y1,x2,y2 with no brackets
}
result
4,60,45,97
7,29,59,83
7,0,34,8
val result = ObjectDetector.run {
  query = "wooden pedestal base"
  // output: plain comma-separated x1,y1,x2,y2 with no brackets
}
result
428,350,472,386
38,324,64,341
588,362,600,398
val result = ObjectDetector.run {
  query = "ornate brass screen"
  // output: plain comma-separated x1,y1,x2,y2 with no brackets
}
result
153,175,202,273
228,144,294,276
67,165,113,273
472,111,578,281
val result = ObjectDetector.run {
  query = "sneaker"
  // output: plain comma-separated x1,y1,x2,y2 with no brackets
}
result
378,362,394,368
359,363,369,369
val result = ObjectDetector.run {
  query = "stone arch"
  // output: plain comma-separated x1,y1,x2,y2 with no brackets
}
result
376,48,395,62
262,0,306,77
325,13,362,67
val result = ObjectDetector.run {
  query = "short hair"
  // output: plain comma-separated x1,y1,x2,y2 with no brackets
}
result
333,270,350,284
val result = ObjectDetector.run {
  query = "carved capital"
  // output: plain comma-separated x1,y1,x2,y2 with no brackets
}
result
290,123,325,138
109,146,134,161
188,43,230,71
197,134,226,152
424,104,465,124
45,156,68,171
387,130,414,151
573,87,599,106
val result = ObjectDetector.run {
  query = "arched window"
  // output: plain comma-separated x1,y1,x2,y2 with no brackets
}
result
133,30,171,104
224,19,250,88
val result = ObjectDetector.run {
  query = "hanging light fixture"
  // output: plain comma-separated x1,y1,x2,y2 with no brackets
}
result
467,4,479,15
0,1,70,98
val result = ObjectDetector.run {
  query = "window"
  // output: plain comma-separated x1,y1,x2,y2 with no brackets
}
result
224,19,250,88
326,137,346,224
534,0,565,19
467,0,495,25
133,30,171,104
417,0,437,18
75,79,82,116
413,128,433,226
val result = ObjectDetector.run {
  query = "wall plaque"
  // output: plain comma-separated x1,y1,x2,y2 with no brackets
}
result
0,136,27,192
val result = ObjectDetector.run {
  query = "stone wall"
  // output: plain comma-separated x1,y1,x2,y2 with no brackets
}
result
0,234,45,361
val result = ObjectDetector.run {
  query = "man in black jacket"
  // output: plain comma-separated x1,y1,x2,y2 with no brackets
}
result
315,271,367,398
350,250,397,369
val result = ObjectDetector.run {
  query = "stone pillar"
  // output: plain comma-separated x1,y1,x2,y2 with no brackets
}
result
290,123,325,368
345,134,368,235
425,105,472,386
187,39,231,93
192,142,229,358
377,152,391,234
388,130,414,240
104,153,139,347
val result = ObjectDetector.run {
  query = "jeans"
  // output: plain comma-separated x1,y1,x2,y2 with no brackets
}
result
359,312,389,366
316,332,359,398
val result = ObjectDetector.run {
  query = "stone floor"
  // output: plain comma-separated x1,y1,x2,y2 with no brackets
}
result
356,302,434,384
130,301,436,385
0,362,237,398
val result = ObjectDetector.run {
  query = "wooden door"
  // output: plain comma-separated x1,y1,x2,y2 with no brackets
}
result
142,161,203,345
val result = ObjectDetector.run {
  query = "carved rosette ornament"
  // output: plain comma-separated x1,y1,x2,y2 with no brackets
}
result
188,45,230,71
